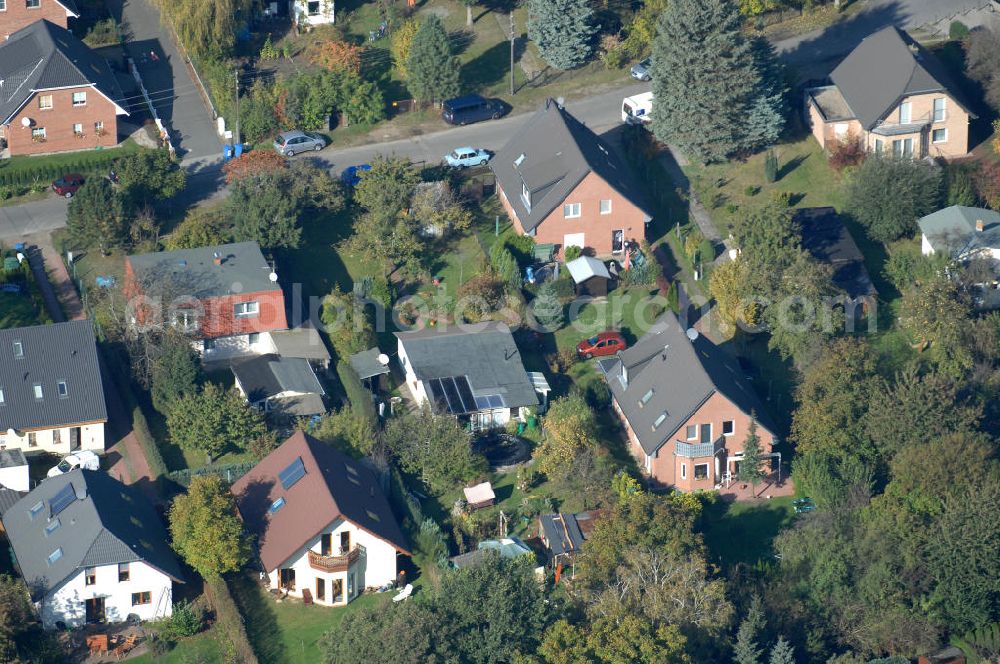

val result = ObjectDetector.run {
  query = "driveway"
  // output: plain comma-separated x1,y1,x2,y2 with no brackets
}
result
106,0,221,160
0,196,69,241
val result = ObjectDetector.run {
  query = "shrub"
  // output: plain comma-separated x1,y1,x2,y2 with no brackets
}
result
724,203,738,214
166,600,204,637
564,245,583,262
310,38,364,74
456,272,506,322
770,190,793,207
744,185,759,197
698,238,716,263
620,261,656,286
259,34,279,60
503,234,537,265
763,149,779,183
829,138,866,171
950,20,971,41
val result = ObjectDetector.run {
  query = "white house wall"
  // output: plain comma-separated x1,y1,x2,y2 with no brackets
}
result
39,561,173,629
198,332,277,362
294,0,335,26
0,423,105,455
0,464,29,492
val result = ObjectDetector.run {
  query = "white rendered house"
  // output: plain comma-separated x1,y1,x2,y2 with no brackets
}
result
293,0,334,27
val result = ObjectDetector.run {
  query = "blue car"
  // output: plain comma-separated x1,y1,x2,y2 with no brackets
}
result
444,147,491,168
341,164,372,187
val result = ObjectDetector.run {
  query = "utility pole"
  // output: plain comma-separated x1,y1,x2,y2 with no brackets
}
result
509,11,515,95
233,69,241,146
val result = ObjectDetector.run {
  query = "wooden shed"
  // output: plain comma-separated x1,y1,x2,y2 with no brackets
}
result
566,256,612,297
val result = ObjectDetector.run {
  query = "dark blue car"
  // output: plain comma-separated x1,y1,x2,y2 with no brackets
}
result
341,164,372,187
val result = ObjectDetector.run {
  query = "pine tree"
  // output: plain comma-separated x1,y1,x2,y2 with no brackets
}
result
738,417,768,497
733,595,766,664
66,178,130,256
768,636,795,664
743,37,787,152
406,15,461,104
651,0,775,162
527,0,596,70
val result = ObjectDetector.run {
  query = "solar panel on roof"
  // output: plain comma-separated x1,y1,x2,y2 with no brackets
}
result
474,396,491,410
278,457,306,490
50,483,77,516
455,376,477,413
441,377,464,414
487,395,505,408
427,378,449,413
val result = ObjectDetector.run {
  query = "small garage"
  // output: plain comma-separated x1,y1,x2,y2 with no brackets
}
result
566,256,612,297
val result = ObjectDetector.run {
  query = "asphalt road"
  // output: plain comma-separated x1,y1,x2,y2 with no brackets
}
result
0,197,69,241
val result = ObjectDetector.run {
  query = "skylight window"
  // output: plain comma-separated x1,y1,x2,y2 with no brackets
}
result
28,501,44,520
278,457,306,490
513,153,525,168
639,389,654,407
12,341,23,358
57,381,68,398
365,510,381,522
33,384,43,400
652,412,667,431
0,388,4,405
45,519,61,536
49,483,77,516
269,497,286,514
47,548,63,566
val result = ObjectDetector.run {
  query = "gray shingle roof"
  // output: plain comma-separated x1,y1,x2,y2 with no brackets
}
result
490,99,650,232
0,20,126,124
0,320,107,432
795,207,877,299
269,323,331,363
127,241,282,300
918,205,1000,258
830,26,972,130
349,347,390,380
232,354,325,403
600,311,773,456
395,323,539,410
2,471,183,599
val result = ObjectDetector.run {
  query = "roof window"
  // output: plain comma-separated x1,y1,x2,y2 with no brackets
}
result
12,340,23,358
45,518,61,536
57,381,68,398
639,389,654,407
269,497,286,513
278,457,306,490
28,501,44,520
47,548,63,566
652,412,667,431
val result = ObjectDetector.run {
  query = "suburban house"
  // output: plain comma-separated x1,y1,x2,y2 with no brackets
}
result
396,323,551,431
0,20,128,157
491,98,651,256
0,0,78,40
919,205,1000,261
599,311,777,491
125,242,290,362
292,0,334,26
0,320,107,455
1,470,183,628
804,26,972,159
795,207,877,303
232,354,326,418
231,431,410,606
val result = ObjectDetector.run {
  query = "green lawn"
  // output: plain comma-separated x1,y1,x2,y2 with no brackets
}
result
0,290,47,329
130,628,226,664
700,495,795,569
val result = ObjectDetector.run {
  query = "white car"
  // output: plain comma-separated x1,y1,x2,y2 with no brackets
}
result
47,450,100,477
444,147,491,168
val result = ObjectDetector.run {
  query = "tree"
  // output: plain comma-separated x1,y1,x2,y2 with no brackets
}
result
310,38,364,74
165,206,228,250
539,615,691,664
168,475,251,577
534,394,599,479
166,382,266,462
964,24,1000,112
768,637,795,664
530,280,565,331
150,332,201,414
527,0,596,70
309,406,378,457
383,405,487,493
228,169,304,249
733,596,766,664
117,149,186,205
322,599,437,664
708,257,760,332
320,285,375,359
354,156,419,218
390,18,420,78
743,37,787,152
406,15,461,104
845,154,943,243
67,178,130,255
153,0,251,56
222,150,288,184
618,0,669,60
737,418,767,496
898,273,973,378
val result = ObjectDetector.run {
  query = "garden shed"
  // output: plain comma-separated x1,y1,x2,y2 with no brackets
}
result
566,256,612,297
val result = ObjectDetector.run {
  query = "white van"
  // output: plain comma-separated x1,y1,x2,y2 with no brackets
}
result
622,91,654,125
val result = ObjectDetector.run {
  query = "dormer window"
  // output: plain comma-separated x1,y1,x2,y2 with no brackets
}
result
520,181,532,213
12,340,23,358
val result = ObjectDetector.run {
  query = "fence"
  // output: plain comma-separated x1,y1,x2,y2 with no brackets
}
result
167,461,257,487
128,59,176,157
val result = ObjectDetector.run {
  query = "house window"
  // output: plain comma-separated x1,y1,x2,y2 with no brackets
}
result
26,0,40,8
38,95,52,110
53,429,61,444
72,91,87,106
892,138,913,158
12,340,23,357
28,432,37,448
29,502,44,520
321,533,332,556
680,463,687,480
118,563,130,582
85,568,96,586
316,578,326,601
694,463,709,480
173,310,198,332
131,592,151,606
44,518,61,536
932,128,948,144
307,0,320,14
73,123,84,136
348,572,355,597
722,420,735,436
685,425,697,440
234,301,259,317
563,203,581,219
47,548,63,565
0,387,4,404
0,1,6,10
933,98,946,122
57,381,68,398
33,384,43,400
31,128,46,140
94,120,104,133
874,139,884,153
248,332,260,345
600,199,612,215
898,101,912,124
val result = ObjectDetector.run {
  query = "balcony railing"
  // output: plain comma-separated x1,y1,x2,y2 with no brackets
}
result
307,547,361,573
674,436,726,459
872,112,936,136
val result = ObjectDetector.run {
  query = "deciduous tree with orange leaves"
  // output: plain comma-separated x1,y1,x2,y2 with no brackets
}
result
222,150,288,184
309,39,364,74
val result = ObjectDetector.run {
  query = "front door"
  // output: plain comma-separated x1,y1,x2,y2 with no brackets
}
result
612,230,624,253
85,597,105,623
320,533,332,556
70,427,81,452
340,531,350,555
316,578,326,602
279,568,296,591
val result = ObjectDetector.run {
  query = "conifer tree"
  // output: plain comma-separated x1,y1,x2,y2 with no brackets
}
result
738,417,768,497
407,15,461,104
769,636,795,664
527,0,596,70
733,595,766,664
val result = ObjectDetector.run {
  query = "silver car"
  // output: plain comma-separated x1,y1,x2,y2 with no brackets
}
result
273,130,326,156
630,57,652,81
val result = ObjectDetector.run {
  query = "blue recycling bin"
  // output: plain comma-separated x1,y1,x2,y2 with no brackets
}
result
234,143,244,157
223,145,234,161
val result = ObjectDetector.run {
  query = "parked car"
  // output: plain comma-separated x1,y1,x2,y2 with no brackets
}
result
273,130,327,156
442,95,505,125
341,163,372,187
445,147,491,168
576,331,627,358
47,450,101,478
630,57,652,81
51,174,85,198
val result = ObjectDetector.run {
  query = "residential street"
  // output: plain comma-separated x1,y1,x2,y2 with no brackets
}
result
0,196,69,240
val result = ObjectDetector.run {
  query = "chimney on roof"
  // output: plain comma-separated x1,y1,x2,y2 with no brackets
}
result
976,219,985,232
213,251,223,266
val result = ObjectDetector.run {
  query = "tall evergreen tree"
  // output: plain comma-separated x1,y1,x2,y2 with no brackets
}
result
406,15,461,104
733,595,766,664
768,636,795,664
527,0,596,70
738,417,767,496
66,178,130,256
651,0,781,162
743,37,787,152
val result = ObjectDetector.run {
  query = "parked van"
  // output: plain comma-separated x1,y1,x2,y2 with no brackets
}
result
442,95,504,125
622,91,654,125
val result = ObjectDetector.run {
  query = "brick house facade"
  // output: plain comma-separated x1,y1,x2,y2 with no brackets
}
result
492,99,651,257
3,87,121,156
0,0,78,39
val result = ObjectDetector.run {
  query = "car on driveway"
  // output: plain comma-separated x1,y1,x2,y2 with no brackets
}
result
630,57,652,81
445,147,491,168
576,331,627,359
47,450,101,478
341,163,372,187
51,174,85,198
273,130,327,156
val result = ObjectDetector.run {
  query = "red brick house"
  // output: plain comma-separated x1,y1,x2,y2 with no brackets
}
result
0,0,78,39
125,242,291,363
490,99,651,257
0,20,128,157
600,311,778,492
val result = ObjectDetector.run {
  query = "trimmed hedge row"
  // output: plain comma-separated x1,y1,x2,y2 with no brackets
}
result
335,359,377,424
0,152,120,187
203,575,260,664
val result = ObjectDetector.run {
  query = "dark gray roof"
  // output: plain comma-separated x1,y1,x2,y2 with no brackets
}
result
600,312,774,456
127,241,282,300
395,323,539,410
490,99,650,232
2,470,183,599
0,20,126,124
0,488,25,517
830,26,972,130
349,347,390,380
795,207,877,299
0,321,107,432
56,0,80,15
232,354,324,402
539,513,585,556
918,205,1000,258
269,324,331,363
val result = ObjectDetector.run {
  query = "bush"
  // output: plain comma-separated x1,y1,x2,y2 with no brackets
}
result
743,185,759,197
564,245,583,262
950,20,971,41
763,149,778,183
698,238,716,263
503,234,537,265
620,261,656,286
770,190,793,207
829,139,866,171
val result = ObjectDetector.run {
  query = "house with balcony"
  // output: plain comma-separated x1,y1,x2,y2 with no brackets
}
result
0,0,79,40
490,98,651,257
804,26,973,159
599,311,777,492
0,320,107,455
0,20,128,157
1,470,183,628
231,431,410,606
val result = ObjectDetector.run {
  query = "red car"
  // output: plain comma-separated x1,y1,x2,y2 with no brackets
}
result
576,331,627,359
52,174,85,198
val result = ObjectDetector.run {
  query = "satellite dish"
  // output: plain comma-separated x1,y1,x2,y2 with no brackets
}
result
685,328,699,341
377,353,390,366
20,117,31,128
268,271,278,283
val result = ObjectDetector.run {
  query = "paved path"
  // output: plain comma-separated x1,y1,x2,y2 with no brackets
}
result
21,231,85,321
0,196,69,240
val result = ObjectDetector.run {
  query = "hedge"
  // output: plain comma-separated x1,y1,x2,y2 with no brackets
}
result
335,359,376,424
203,575,260,664
0,151,122,187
